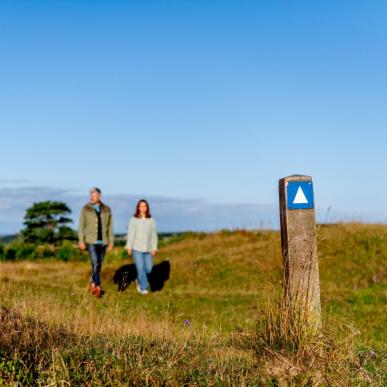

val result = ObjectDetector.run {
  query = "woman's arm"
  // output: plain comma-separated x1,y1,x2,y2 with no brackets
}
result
151,219,158,253
126,218,135,251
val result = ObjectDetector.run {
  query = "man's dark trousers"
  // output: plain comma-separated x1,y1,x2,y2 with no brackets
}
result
88,244,106,286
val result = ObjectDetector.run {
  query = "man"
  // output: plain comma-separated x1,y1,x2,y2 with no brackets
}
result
78,187,114,297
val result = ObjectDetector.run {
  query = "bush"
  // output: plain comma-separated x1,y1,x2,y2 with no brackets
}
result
4,246,16,261
1,241,37,261
35,244,55,259
0,241,90,262
57,242,87,262
15,244,36,260
57,241,73,262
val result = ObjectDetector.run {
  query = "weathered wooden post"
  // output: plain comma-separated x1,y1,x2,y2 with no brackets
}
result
279,175,321,334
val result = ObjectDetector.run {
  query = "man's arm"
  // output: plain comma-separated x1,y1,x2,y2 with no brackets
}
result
78,207,86,249
108,212,114,248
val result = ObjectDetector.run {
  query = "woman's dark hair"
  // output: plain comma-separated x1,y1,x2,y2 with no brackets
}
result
134,199,152,218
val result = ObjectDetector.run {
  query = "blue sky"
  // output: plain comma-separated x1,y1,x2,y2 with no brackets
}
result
1,1,387,233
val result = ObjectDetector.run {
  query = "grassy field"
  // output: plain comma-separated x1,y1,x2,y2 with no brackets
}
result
0,224,386,385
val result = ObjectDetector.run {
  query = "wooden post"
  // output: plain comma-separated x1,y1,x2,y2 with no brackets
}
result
279,175,321,333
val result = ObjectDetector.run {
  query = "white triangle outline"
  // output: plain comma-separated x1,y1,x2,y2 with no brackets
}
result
293,186,308,204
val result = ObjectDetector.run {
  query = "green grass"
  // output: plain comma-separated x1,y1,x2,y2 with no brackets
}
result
0,224,386,385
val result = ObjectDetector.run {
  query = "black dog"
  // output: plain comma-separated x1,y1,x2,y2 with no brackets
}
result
113,260,170,292
113,264,137,291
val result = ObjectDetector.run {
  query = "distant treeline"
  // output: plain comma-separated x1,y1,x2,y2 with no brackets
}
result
114,232,189,246
0,235,17,244
0,200,193,261
0,232,187,246
0,232,192,262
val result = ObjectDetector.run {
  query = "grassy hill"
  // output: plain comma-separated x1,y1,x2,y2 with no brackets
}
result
0,224,386,385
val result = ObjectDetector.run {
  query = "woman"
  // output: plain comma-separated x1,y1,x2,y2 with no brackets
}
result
126,199,158,294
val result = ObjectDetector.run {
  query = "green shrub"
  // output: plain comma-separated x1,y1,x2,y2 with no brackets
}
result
57,241,73,262
35,244,55,259
15,244,36,260
0,241,90,262
1,241,37,261
57,242,87,262
4,246,16,261
120,248,128,260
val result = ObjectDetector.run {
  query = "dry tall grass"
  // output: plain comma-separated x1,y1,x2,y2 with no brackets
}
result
0,224,386,385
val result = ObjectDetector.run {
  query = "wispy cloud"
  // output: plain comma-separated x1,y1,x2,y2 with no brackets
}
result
0,179,29,183
0,186,278,234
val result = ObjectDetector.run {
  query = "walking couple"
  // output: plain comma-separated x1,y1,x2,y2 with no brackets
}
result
78,187,158,297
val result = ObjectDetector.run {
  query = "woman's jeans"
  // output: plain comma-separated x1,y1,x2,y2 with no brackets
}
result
88,244,106,286
132,250,153,291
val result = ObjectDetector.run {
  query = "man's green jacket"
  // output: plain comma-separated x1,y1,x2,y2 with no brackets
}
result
78,203,114,246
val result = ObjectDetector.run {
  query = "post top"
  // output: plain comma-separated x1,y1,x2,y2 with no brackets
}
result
281,174,312,183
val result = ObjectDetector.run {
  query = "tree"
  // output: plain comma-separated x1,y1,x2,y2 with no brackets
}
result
22,201,75,244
